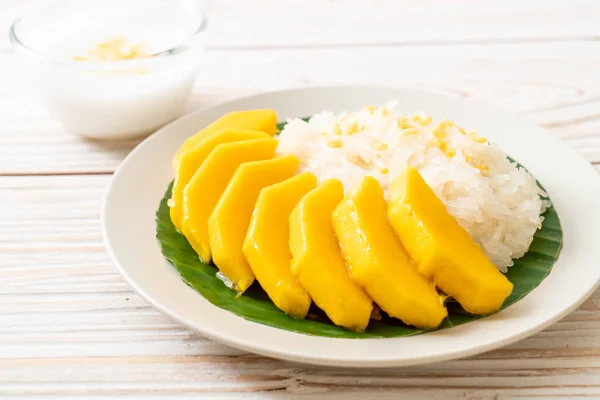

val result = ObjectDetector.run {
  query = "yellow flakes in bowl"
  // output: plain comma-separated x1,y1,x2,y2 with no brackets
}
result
74,37,148,62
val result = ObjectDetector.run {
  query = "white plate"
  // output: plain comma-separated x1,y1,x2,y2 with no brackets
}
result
103,86,600,367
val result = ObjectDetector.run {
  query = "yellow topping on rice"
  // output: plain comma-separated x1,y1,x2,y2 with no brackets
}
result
333,124,342,136
327,138,343,148
344,121,359,135
464,154,488,171
420,116,433,126
433,124,447,139
427,138,440,149
403,127,419,136
318,111,482,181
437,140,455,157
443,144,456,157
433,130,446,140
469,131,487,143
348,154,371,168
425,137,455,158
410,115,433,126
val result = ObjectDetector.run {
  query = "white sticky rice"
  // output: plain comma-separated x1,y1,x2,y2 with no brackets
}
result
276,101,549,271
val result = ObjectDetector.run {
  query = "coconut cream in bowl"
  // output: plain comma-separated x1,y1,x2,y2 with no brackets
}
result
10,0,206,140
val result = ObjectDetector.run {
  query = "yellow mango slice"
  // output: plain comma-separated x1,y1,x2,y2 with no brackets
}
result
332,176,447,329
388,168,513,315
182,138,278,262
208,155,300,293
170,129,269,232
290,179,373,331
174,110,278,164
243,172,317,317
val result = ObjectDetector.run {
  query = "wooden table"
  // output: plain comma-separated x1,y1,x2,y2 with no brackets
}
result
2,1,600,398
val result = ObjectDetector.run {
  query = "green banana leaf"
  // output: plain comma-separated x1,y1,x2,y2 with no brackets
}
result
156,122,562,339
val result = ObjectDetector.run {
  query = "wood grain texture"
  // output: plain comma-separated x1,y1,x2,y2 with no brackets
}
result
2,0,600,398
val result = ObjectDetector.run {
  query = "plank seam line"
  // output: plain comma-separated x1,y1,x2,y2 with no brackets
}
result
2,35,600,54
0,171,114,177
203,35,600,51
521,97,600,116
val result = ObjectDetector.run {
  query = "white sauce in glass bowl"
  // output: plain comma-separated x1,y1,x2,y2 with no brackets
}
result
12,0,205,140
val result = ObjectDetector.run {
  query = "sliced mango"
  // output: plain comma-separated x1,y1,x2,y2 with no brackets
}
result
170,129,269,232
332,176,447,329
208,155,300,293
243,172,317,318
290,179,373,331
182,138,278,262
388,168,513,315
174,110,278,164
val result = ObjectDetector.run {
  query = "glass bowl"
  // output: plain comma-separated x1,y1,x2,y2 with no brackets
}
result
10,0,207,140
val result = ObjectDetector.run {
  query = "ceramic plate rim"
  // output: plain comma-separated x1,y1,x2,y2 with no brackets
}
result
102,86,600,367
